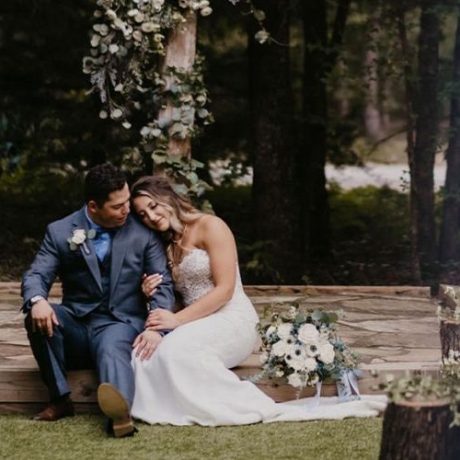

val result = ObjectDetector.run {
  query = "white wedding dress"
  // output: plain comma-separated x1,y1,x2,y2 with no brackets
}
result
131,249,386,426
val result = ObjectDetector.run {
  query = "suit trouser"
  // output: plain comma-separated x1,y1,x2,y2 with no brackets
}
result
25,305,139,407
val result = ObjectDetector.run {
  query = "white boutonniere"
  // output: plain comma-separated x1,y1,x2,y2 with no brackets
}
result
67,228,96,254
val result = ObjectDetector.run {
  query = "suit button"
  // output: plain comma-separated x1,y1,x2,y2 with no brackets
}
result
126,319,132,324
110,307,114,312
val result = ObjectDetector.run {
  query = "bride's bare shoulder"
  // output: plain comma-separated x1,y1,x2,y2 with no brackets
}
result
194,214,233,241
196,213,229,230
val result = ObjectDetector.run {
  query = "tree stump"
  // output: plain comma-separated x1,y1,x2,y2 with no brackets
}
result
379,401,460,460
440,320,460,361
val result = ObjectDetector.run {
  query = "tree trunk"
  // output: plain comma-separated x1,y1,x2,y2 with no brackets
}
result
249,0,301,282
440,9,460,265
379,401,460,460
440,320,460,361
157,10,197,159
364,8,383,140
301,0,329,263
412,1,440,271
395,5,421,283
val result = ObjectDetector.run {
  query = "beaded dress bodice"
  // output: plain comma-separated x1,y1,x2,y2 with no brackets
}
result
175,249,215,306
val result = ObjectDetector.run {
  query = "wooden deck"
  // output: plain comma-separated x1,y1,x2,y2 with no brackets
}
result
0,283,441,413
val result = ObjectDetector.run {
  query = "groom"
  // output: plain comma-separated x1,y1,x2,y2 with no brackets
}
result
22,163,174,436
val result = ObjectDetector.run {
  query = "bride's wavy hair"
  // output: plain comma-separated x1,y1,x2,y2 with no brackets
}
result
131,175,201,276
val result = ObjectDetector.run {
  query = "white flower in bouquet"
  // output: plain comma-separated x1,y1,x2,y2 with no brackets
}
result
272,339,290,357
265,325,276,338
288,372,304,388
305,343,320,357
286,346,307,371
255,305,359,392
318,342,335,364
298,323,319,344
277,323,293,340
304,357,318,372
285,305,297,320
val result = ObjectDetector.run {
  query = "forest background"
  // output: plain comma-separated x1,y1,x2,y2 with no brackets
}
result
1,0,460,288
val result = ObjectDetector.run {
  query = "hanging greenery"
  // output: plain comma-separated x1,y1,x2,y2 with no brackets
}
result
83,0,268,188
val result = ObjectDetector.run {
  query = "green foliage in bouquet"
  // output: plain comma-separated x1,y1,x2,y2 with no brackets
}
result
255,303,359,390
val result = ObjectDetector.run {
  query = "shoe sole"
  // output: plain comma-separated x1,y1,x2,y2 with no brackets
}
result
97,383,134,438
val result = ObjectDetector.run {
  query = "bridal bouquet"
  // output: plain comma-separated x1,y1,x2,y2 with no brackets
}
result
256,304,359,390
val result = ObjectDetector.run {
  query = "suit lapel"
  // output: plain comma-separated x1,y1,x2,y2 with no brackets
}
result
72,208,102,292
109,219,129,299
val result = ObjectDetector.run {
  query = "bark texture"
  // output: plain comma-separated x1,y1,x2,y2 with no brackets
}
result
440,320,460,361
379,401,460,460
412,2,440,269
158,10,197,158
300,0,350,263
249,0,301,282
440,9,460,265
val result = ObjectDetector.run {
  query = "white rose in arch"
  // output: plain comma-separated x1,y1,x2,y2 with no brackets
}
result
318,342,335,364
298,324,319,344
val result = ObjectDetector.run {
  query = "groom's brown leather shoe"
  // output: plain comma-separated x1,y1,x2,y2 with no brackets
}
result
33,399,75,421
97,383,136,438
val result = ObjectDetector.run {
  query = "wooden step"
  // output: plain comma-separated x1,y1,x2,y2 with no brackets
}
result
0,282,440,413
0,356,439,414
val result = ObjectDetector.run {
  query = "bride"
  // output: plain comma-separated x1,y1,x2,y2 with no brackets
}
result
107,175,386,426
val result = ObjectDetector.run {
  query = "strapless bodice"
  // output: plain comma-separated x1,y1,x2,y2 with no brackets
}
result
175,249,216,306
174,249,257,323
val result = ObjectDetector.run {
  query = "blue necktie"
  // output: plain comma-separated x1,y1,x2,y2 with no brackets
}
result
94,230,111,261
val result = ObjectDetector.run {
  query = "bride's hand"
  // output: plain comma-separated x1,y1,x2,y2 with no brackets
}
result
132,330,162,361
146,309,180,330
141,273,163,298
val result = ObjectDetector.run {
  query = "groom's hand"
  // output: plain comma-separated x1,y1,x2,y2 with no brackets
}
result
133,330,162,361
31,300,59,337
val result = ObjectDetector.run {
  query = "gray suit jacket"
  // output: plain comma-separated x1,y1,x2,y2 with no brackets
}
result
21,206,175,333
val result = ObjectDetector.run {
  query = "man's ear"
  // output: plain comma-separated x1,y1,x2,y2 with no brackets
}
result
87,200,99,214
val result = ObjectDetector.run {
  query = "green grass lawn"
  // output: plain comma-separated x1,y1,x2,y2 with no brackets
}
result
1,415,382,460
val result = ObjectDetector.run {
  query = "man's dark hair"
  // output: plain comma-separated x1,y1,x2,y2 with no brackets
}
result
84,163,127,207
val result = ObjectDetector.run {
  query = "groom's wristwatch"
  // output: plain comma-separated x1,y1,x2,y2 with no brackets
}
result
30,295,45,306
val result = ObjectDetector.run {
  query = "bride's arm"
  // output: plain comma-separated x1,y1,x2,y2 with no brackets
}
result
147,216,237,330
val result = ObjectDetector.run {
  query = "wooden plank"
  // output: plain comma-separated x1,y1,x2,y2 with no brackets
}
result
0,368,98,403
0,282,431,299
0,360,440,409
244,285,431,298
0,402,99,415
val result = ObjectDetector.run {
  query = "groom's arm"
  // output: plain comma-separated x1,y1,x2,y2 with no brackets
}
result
21,225,60,313
144,231,175,312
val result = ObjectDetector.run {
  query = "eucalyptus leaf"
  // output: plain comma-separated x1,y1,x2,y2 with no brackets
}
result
311,310,323,322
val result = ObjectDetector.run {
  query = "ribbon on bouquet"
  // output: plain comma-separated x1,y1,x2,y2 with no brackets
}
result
336,369,362,402
304,381,323,411
304,369,361,410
